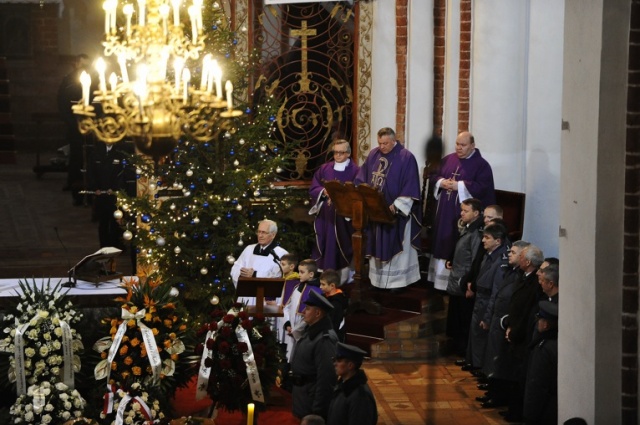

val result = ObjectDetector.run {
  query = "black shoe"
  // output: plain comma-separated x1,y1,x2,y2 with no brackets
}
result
481,399,505,409
475,395,491,403
476,376,489,384
498,410,509,417
471,370,486,378
477,383,490,390
504,414,523,423
461,364,478,371
454,359,467,366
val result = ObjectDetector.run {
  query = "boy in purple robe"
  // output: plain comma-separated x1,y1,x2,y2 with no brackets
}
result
428,131,496,291
309,139,360,282
354,127,422,290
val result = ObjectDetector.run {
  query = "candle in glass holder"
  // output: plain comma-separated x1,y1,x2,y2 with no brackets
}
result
247,403,254,425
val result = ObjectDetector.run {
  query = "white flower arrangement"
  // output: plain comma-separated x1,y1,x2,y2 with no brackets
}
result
9,381,86,423
0,280,84,387
98,382,165,425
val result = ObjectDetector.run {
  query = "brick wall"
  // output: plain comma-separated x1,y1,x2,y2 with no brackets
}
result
622,1,640,423
433,0,445,137
396,0,408,142
458,0,471,132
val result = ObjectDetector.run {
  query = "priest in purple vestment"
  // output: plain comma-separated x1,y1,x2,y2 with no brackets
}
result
354,127,422,289
428,131,495,291
309,139,360,281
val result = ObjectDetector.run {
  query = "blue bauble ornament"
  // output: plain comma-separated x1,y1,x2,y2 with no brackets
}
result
249,148,255,153
141,214,151,223
226,212,232,219
210,254,216,260
245,108,251,114
149,228,155,234
178,282,185,289
203,202,209,208
189,183,196,190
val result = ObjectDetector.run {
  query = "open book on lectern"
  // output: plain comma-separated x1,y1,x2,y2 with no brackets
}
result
67,247,122,284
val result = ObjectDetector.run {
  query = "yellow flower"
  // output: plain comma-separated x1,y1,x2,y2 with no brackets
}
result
121,371,130,379
152,328,159,336
163,340,171,348
163,319,173,328
119,345,128,356
169,333,176,340
132,366,142,376
130,337,140,347
124,356,133,365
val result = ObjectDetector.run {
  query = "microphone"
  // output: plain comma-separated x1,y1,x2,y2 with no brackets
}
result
268,248,281,262
54,227,75,288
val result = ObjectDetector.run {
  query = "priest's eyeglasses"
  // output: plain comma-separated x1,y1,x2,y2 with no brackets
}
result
256,230,272,235
333,150,348,155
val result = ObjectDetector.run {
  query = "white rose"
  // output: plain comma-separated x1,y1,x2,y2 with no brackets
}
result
50,367,60,376
64,401,72,410
39,345,49,357
24,347,36,358
28,329,38,339
43,332,51,341
37,310,49,319
24,411,33,421
54,328,63,337
52,341,61,350
61,411,71,420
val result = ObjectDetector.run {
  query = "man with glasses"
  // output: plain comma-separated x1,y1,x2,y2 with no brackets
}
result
230,218,288,293
309,139,359,283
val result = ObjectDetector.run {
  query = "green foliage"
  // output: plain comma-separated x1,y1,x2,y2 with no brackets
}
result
115,2,310,322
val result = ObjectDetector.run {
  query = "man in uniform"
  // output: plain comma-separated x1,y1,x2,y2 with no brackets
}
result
327,342,378,425
290,290,338,420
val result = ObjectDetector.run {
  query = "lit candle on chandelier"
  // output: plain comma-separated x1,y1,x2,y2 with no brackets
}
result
182,69,191,105
95,57,107,93
174,58,184,94
213,63,222,100
193,0,203,30
109,72,118,93
137,0,146,27
171,0,181,27
117,54,129,84
225,80,233,110
80,71,91,107
159,4,170,37
123,4,134,38
200,54,211,91
188,5,198,42
110,0,118,33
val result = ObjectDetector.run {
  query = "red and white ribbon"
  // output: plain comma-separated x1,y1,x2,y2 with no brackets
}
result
115,393,153,425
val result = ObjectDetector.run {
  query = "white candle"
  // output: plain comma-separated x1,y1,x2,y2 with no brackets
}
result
109,72,118,93
159,4,170,37
247,403,254,425
225,80,233,110
213,64,222,100
182,69,191,105
193,0,203,31
160,48,170,81
80,71,91,106
123,4,134,38
103,2,111,34
117,54,129,84
133,81,146,117
188,6,198,41
95,57,107,93
173,58,184,93
200,54,211,91
137,0,146,26
110,0,118,33
207,59,217,94
171,0,181,26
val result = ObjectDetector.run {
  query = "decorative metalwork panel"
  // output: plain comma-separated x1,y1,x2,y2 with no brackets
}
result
251,1,355,180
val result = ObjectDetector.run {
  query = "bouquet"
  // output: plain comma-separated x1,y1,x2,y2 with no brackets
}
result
0,279,83,390
92,277,197,422
10,381,86,424
97,382,166,425
196,304,283,412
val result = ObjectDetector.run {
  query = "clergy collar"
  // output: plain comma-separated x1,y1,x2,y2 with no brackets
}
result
461,149,477,160
253,242,276,256
333,158,350,171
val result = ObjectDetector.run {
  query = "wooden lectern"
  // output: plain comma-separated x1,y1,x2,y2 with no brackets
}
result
236,277,285,317
323,181,395,315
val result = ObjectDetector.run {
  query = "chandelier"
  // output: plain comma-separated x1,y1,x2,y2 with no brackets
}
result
73,0,242,161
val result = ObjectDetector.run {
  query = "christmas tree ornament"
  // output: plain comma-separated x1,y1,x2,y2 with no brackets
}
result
186,169,194,177
113,209,124,219
156,236,166,246
206,177,213,184
123,230,133,240
226,255,235,264
174,246,182,254
210,295,219,305
200,267,208,275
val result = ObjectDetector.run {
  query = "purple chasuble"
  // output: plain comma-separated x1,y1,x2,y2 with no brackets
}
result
280,278,300,307
297,284,323,314
354,143,422,262
309,160,360,270
431,149,495,260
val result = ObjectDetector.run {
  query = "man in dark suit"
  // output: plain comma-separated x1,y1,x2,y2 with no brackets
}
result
500,244,544,421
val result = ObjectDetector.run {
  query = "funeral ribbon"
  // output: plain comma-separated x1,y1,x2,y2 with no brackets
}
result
236,324,264,403
195,307,240,400
115,393,153,425
103,309,161,413
12,312,76,396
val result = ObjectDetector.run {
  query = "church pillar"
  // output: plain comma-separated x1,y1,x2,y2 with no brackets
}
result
559,0,629,422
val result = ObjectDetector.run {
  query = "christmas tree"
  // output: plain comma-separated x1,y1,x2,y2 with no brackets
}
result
115,2,312,320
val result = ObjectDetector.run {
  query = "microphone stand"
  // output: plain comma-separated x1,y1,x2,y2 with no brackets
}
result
55,227,76,288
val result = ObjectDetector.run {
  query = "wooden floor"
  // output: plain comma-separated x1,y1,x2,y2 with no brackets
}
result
0,152,513,424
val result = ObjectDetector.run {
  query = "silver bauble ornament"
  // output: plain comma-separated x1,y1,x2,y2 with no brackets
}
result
238,240,244,246
156,236,166,246
186,169,193,177
113,210,123,220
200,267,208,275
174,246,182,254
227,255,235,264
170,287,179,297
236,204,242,211
193,217,200,224
170,203,176,210
206,177,213,184
210,295,220,305
233,160,239,166
123,230,133,240
239,138,245,145
212,219,219,226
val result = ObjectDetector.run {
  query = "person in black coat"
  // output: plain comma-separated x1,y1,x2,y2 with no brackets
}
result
319,269,349,341
523,301,558,424
291,290,338,420
87,141,134,249
327,342,378,425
